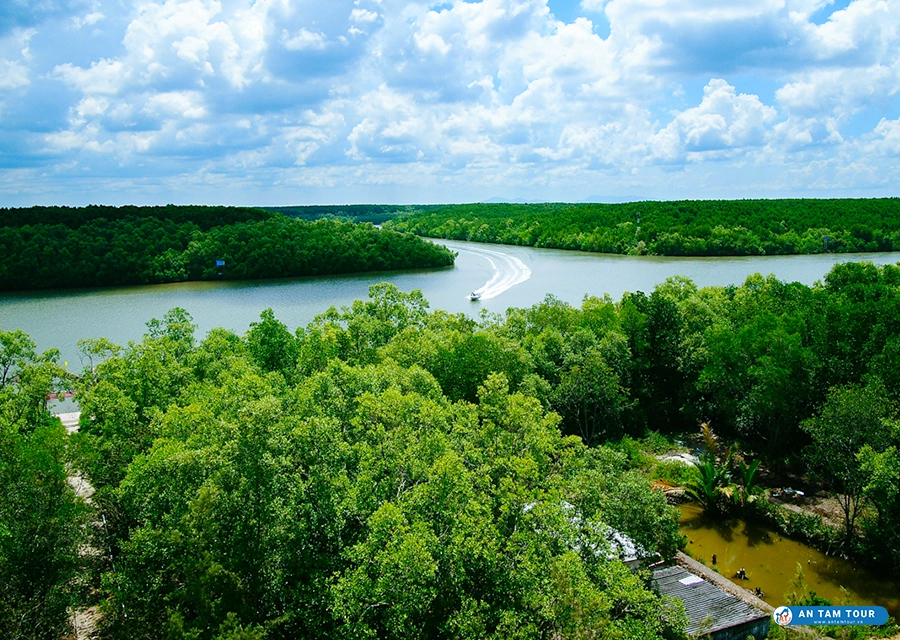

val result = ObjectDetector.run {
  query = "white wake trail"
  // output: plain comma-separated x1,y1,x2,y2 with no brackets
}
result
461,246,532,300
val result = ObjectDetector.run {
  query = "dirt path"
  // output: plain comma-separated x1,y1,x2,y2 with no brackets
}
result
59,412,101,640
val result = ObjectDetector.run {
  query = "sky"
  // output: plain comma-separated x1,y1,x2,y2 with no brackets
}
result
1,0,899,206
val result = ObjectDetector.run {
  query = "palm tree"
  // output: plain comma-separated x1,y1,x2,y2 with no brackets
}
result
687,423,733,513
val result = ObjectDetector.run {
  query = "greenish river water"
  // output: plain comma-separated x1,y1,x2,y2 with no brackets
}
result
680,503,900,618
2,239,899,368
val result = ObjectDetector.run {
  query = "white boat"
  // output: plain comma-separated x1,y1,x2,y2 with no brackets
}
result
468,291,481,301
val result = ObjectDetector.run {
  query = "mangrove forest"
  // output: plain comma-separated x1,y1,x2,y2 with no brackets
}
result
0,206,455,292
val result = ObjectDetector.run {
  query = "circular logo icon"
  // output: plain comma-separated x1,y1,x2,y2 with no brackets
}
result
773,607,793,626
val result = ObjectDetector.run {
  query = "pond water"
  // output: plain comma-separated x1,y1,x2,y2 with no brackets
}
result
679,503,900,618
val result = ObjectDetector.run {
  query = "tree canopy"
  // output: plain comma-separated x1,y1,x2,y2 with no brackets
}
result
385,199,900,256
0,206,455,291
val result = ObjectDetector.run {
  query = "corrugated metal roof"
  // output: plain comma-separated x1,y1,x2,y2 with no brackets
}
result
652,565,769,637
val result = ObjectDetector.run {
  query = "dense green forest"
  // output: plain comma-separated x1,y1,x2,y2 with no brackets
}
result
3,297,684,640
3,262,900,638
385,199,900,256
0,205,272,230
0,206,455,291
264,205,439,225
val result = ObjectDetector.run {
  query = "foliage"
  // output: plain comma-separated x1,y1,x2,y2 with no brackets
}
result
684,424,733,514
0,329,87,640
733,457,761,507
781,564,900,640
385,199,900,256
55,297,688,640
858,444,900,567
785,563,832,606
801,382,897,538
0,204,272,230
747,498,836,548
262,204,436,225
685,459,727,513
0,207,455,291
650,460,696,488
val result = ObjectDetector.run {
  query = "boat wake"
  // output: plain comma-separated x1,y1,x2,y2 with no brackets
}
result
461,246,532,300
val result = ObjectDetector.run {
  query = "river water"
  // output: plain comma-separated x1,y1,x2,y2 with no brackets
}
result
680,503,900,618
1,238,899,369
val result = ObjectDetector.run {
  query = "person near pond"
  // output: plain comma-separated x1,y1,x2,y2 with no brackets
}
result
735,567,748,580
711,554,717,565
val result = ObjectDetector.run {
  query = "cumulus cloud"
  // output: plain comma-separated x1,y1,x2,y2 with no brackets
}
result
1,0,899,202
54,59,129,94
651,79,777,162
865,117,900,157
72,11,104,29
281,28,327,51
0,59,30,89
771,115,843,150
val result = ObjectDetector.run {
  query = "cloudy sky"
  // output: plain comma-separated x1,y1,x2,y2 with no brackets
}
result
1,0,899,205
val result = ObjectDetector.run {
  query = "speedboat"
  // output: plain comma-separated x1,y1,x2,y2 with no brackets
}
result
468,291,481,301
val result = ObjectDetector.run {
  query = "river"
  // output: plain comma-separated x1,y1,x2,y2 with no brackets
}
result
1,238,899,368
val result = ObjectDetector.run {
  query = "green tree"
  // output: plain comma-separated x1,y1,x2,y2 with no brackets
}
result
552,348,629,446
802,383,896,539
0,330,87,640
246,308,299,379
858,444,900,567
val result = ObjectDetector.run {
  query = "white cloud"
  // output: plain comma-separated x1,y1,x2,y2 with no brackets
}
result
53,59,129,94
5,0,900,202
144,91,207,119
580,0,609,11
651,79,777,162
771,116,843,150
75,96,109,119
0,59,29,88
72,11,104,29
865,117,900,157
776,66,899,119
350,8,380,23
808,0,900,61
282,28,327,51
173,35,214,72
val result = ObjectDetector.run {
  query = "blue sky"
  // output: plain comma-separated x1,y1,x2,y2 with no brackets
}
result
1,0,899,206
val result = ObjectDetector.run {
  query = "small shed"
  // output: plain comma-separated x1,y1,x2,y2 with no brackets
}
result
651,565,770,640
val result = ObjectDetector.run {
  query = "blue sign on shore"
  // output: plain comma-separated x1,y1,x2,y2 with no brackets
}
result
773,606,888,626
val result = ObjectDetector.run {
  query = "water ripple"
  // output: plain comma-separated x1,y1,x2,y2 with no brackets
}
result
459,245,532,300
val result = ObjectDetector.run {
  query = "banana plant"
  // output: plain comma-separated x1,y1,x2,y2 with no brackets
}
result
734,458,761,507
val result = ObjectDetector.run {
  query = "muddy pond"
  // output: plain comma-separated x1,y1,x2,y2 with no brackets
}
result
679,503,900,618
